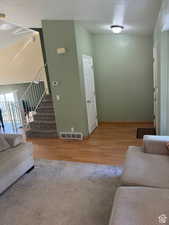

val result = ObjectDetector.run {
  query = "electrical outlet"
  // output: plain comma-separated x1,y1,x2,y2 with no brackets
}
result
56,95,60,101
71,127,74,132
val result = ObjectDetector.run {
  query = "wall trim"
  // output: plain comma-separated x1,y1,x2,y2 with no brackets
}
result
100,121,154,125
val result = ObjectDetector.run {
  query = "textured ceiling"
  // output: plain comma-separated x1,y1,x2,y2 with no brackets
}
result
0,20,35,49
0,0,162,34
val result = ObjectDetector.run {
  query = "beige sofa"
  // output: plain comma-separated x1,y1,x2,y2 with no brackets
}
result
109,135,169,225
0,134,34,194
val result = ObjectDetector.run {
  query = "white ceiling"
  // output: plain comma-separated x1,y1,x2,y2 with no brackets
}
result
0,0,162,34
0,20,36,49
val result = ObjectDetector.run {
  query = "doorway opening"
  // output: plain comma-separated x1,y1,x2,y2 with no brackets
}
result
0,91,23,133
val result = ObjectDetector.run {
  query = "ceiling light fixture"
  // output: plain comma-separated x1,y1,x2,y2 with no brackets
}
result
0,23,13,30
110,25,124,34
0,13,6,19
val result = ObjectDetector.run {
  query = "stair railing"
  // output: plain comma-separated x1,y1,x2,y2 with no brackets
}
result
0,100,23,133
20,64,48,127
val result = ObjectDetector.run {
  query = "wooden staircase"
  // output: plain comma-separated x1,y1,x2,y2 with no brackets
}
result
26,95,57,138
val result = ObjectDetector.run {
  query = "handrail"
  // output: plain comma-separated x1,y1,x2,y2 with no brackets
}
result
20,63,48,127
21,63,47,100
10,37,34,64
34,90,46,112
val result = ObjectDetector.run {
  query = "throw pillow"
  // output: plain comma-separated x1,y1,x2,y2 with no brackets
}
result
166,142,169,151
3,134,25,147
0,135,10,152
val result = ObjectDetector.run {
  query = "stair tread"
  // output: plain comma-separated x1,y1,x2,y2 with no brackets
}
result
37,110,54,113
44,96,52,100
35,112,55,115
41,101,53,104
38,105,53,108
34,119,55,122
42,98,52,101
37,107,54,112
28,129,57,133
30,120,56,124
34,116,55,119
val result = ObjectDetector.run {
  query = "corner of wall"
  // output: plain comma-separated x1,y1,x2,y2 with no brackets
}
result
42,20,89,137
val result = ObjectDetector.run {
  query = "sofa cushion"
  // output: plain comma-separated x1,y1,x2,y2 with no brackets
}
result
0,135,10,152
166,142,169,151
121,147,169,188
109,187,169,225
0,142,34,194
3,134,25,147
0,143,33,165
144,135,169,155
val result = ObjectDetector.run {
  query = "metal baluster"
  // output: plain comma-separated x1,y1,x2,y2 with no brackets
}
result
32,82,37,111
7,102,14,133
20,64,48,128
11,102,17,133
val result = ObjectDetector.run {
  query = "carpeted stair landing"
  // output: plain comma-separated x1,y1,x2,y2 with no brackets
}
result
0,159,122,225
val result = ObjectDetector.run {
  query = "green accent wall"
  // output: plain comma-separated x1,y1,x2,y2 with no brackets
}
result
42,20,89,136
42,20,154,137
74,22,94,135
92,34,154,122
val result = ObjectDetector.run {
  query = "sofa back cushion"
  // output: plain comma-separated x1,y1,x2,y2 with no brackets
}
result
3,134,25,147
0,135,10,152
144,135,169,155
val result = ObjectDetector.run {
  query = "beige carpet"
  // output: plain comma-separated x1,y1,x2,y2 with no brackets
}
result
0,159,122,225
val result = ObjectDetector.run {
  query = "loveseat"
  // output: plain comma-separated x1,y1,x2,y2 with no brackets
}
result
0,134,34,194
109,135,169,225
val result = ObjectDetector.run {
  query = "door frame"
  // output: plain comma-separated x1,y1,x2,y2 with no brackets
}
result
82,54,98,135
160,31,169,135
153,47,159,134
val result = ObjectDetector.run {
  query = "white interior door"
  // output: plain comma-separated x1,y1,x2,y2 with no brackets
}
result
153,47,159,133
82,55,98,134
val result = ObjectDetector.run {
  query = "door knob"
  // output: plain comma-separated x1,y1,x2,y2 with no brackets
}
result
87,100,91,103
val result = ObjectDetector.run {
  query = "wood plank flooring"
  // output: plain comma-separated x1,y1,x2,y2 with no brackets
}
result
28,122,153,166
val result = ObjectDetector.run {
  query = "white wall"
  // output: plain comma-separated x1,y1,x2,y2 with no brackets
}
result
0,33,46,85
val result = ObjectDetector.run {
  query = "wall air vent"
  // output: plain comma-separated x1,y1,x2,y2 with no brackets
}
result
59,132,83,140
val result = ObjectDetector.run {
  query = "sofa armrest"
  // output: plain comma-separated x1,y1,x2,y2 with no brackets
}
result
3,134,25,147
143,135,169,155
